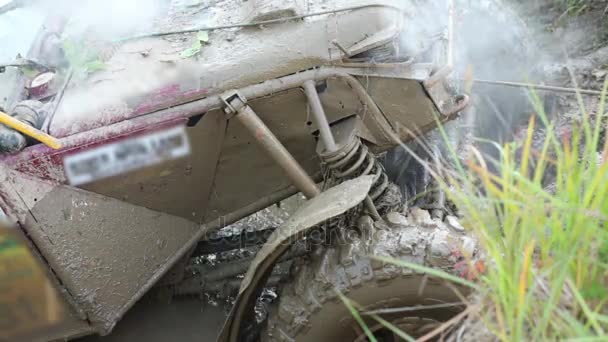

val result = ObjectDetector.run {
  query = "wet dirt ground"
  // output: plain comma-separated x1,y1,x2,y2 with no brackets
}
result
79,297,229,342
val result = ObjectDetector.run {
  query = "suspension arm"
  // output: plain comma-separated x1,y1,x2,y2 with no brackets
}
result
221,91,320,199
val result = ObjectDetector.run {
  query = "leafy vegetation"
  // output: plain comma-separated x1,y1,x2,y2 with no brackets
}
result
62,39,106,75
180,31,209,58
436,77,608,340
342,78,608,340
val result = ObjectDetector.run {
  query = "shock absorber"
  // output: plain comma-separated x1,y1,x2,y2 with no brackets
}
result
320,135,389,202
302,80,401,215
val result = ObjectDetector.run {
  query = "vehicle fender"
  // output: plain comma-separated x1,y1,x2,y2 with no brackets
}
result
219,175,375,342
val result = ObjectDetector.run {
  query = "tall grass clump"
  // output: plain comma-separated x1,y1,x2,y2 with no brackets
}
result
432,77,608,340
341,78,608,340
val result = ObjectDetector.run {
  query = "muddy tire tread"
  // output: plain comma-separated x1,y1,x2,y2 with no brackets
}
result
264,210,476,341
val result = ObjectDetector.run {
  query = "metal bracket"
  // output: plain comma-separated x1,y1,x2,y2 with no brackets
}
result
344,21,402,58
220,90,248,119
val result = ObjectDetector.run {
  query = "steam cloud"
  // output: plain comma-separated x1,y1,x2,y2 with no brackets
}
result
384,0,548,199
393,0,545,142
1,0,165,46
0,0,546,141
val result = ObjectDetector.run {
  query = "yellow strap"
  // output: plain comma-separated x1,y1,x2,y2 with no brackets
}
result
0,111,62,149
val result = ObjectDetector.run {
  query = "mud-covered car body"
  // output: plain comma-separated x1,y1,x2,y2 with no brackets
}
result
0,0,465,340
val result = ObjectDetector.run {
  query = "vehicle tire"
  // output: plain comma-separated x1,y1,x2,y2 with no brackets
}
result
263,209,477,341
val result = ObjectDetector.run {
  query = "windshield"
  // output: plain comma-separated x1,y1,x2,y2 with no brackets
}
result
0,0,45,110
0,0,170,108
0,0,44,61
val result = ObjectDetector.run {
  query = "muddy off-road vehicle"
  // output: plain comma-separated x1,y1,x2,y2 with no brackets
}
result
0,0,477,341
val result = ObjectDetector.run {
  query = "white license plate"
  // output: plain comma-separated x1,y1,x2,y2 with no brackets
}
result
64,126,191,186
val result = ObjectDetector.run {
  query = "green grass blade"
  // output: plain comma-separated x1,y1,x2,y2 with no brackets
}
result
336,291,378,342
567,279,605,335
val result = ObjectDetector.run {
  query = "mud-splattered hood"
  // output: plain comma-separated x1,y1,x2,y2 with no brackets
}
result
47,0,405,137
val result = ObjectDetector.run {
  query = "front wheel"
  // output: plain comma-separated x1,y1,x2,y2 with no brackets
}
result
264,209,477,341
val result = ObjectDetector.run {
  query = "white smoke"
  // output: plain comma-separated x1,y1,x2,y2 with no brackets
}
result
396,0,449,63
0,0,166,50
57,0,166,41
391,0,540,80
0,0,170,115
393,0,544,143
0,1,44,61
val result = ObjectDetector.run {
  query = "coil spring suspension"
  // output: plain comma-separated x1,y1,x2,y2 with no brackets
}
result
321,135,390,203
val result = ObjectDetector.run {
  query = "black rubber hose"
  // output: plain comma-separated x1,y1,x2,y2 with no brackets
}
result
0,100,45,154
0,126,27,153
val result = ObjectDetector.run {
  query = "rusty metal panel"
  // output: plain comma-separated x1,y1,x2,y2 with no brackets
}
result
80,111,226,224
358,77,442,139
204,85,356,222
0,165,56,224
204,75,444,224
25,186,202,334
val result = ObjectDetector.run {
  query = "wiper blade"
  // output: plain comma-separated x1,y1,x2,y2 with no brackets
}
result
0,57,49,73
